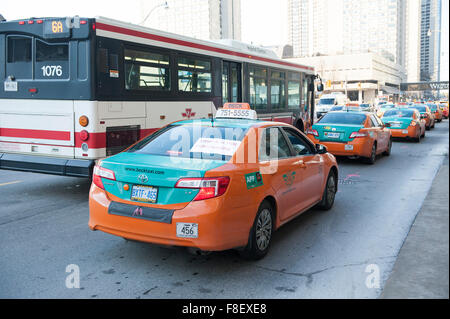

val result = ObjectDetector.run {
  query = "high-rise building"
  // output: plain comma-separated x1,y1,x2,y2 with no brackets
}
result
420,0,442,81
139,0,241,41
405,0,422,82
288,0,406,66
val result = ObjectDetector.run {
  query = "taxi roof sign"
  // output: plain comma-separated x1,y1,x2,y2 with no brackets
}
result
216,103,257,120
223,103,251,110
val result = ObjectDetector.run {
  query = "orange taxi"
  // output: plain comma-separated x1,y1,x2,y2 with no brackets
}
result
306,111,392,164
89,103,338,259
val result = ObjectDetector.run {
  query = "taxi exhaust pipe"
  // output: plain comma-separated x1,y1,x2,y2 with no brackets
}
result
187,247,211,256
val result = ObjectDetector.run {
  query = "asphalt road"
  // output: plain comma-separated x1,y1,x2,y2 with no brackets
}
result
0,120,448,299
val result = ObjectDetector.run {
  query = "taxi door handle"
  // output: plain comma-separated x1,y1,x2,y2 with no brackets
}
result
295,160,307,169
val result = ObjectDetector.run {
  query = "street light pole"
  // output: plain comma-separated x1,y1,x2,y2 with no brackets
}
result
141,1,169,26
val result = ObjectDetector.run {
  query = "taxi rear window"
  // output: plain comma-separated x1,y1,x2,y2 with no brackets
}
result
410,106,427,112
384,109,414,118
128,125,248,161
318,112,366,125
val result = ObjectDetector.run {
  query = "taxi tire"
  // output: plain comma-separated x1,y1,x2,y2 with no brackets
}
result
383,138,392,156
317,171,337,210
240,201,274,260
363,144,377,165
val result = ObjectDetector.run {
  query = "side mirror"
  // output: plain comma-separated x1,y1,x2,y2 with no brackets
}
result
317,83,324,92
315,144,328,154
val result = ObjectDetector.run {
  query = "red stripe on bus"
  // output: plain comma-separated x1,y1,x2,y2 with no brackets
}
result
0,128,71,141
96,22,314,72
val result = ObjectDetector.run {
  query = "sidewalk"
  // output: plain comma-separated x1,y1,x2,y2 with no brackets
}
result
381,156,449,299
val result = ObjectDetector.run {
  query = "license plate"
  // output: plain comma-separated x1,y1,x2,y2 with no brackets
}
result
131,185,158,203
402,130,409,134
4,81,18,92
176,223,198,238
345,145,354,151
326,132,340,139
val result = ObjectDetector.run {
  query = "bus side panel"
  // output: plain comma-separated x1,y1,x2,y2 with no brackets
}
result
0,99,75,157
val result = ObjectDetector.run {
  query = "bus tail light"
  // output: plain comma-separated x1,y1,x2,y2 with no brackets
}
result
19,21,25,25
93,166,115,190
80,130,89,141
175,177,230,201
349,131,368,138
306,129,319,137
37,20,43,24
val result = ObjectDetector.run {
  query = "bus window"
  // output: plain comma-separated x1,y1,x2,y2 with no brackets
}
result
6,36,32,79
222,61,229,104
124,48,171,91
270,70,286,110
230,63,240,102
177,56,212,93
302,77,309,113
288,73,301,109
35,39,69,79
249,66,268,110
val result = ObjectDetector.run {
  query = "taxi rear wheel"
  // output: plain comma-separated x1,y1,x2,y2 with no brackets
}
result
317,171,337,210
240,201,274,260
383,138,392,156
363,144,377,164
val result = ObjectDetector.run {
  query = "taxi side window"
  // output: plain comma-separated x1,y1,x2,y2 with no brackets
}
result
370,115,380,127
374,116,384,127
281,127,314,156
259,127,292,161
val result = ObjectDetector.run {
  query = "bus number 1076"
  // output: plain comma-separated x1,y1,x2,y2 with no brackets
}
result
41,65,63,77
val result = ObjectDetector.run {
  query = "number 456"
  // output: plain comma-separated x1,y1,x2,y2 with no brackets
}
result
41,65,62,77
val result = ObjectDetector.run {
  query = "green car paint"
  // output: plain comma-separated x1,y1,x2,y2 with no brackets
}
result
245,172,263,189
312,123,365,143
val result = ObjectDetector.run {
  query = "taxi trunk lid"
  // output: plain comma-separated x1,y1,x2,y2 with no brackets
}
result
382,117,411,130
100,152,227,207
314,123,364,142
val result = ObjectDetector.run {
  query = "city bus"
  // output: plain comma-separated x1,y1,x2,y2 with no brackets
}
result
0,16,319,178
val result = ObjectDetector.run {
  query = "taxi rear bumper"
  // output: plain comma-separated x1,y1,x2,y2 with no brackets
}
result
307,136,372,157
89,184,255,251
389,126,420,139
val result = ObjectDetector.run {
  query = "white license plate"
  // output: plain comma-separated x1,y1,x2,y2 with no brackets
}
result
345,145,354,151
176,223,198,238
131,185,158,203
402,130,409,134
326,132,340,138
4,81,18,92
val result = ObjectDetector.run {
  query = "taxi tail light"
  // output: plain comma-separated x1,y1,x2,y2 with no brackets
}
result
349,131,368,138
92,165,116,190
175,177,230,201
410,121,417,127
306,129,319,137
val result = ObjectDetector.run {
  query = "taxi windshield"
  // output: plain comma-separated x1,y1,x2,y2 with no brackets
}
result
318,112,366,125
319,98,335,105
383,109,414,118
127,124,248,161
410,105,427,113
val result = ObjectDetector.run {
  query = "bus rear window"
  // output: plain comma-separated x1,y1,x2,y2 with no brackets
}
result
36,40,69,62
7,36,32,63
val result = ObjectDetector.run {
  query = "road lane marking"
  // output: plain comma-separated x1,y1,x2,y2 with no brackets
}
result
0,180,22,187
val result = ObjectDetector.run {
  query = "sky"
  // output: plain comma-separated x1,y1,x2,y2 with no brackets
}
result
0,0,448,80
